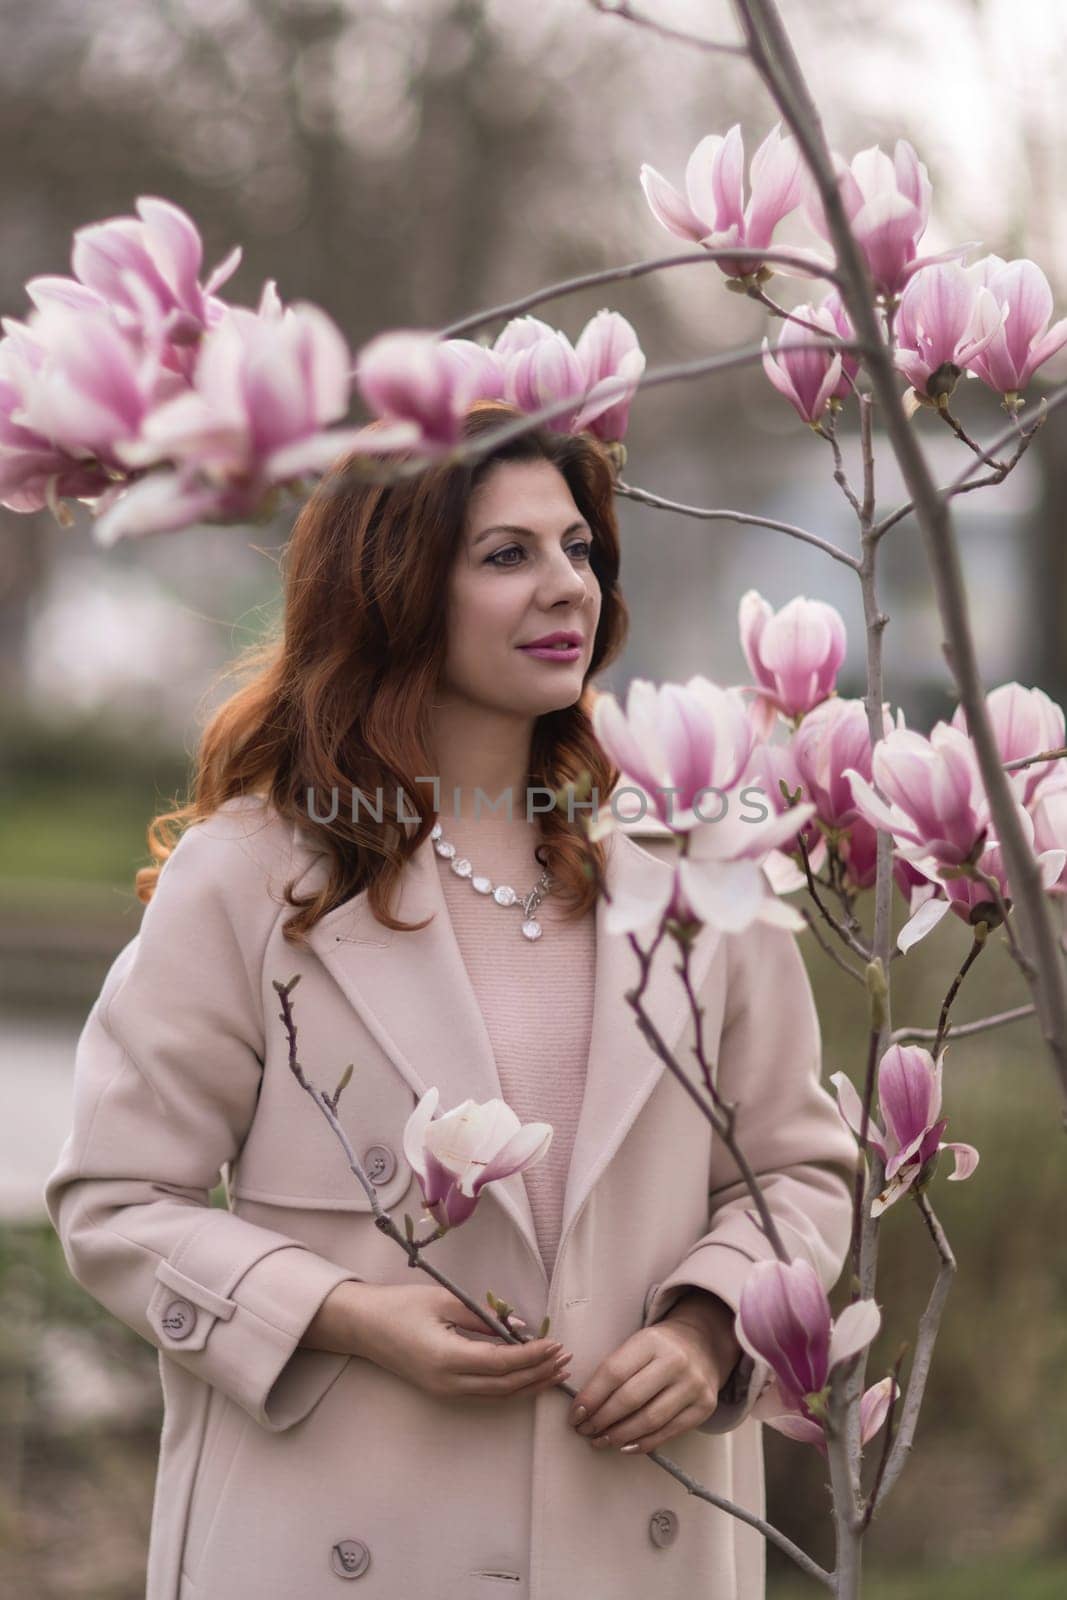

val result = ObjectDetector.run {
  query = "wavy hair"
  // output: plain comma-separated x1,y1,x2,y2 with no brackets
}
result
137,400,630,943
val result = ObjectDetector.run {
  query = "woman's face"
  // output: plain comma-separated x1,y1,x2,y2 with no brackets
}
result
441,457,603,719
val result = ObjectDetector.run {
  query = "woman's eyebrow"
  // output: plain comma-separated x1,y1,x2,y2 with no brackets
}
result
473,520,590,546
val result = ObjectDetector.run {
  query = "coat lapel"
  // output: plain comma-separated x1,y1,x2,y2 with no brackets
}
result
301,824,725,1289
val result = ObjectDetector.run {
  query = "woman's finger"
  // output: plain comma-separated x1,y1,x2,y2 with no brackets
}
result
446,1332,566,1378
575,1354,662,1437
588,1379,693,1449
453,1348,571,1399
615,1397,715,1455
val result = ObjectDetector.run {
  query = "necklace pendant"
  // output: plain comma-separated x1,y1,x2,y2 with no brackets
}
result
521,918,543,940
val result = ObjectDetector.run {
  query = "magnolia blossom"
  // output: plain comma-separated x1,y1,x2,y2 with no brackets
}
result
893,800,1066,951
894,261,1005,402
738,589,847,733
1030,774,1067,894
95,284,407,544
966,256,1067,399
831,1045,979,1217
0,295,178,515
791,697,897,891
35,196,240,380
820,289,860,394
496,313,644,437
804,139,971,299
571,309,646,443
760,303,846,426
640,122,818,280
402,1086,552,1230
843,722,990,870
354,329,484,449
356,313,644,450
592,675,759,832
844,720,1066,950
951,681,1067,810
744,735,826,894
737,1258,895,1455
591,676,815,935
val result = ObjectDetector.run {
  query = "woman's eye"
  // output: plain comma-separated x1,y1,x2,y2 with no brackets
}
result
486,540,592,568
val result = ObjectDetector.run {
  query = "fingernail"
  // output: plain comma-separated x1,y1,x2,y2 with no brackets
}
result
571,1404,587,1423
620,1443,640,1454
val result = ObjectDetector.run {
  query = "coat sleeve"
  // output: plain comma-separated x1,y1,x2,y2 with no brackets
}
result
641,909,862,1435
43,808,364,1434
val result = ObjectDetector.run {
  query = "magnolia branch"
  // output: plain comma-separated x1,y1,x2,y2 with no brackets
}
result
438,244,844,342
890,1003,1035,1046
587,0,748,57
612,477,861,569
868,1193,957,1513
273,971,829,1583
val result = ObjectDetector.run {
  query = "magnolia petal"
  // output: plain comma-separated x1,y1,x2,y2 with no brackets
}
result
402,1086,439,1180
827,1298,881,1369
897,894,951,953
941,1140,980,1181
473,1121,553,1192
829,1070,889,1161
859,1376,898,1444
764,1411,828,1450
639,163,709,242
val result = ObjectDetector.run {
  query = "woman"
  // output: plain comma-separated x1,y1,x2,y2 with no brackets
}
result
45,401,860,1600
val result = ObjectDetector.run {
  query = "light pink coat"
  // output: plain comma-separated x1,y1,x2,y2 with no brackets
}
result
44,795,860,1600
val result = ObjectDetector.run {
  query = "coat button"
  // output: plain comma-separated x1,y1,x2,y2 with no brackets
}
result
330,1539,371,1578
648,1509,678,1549
364,1145,397,1184
161,1298,196,1340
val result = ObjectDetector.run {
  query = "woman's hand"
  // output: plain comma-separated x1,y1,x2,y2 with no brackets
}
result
326,1281,573,1403
566,1290,741,1456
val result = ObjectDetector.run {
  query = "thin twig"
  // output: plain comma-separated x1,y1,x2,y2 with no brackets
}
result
587,0,749,57
798,904,867,983
890,1002,1035,1047
869,1192,957,1513
613,477,861,569
438,245,844,342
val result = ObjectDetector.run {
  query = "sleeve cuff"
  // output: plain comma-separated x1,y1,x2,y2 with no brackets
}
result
146,1240,363,1431
641,1249,773,1436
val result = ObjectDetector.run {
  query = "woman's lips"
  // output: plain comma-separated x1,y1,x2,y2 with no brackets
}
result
518,644,582,661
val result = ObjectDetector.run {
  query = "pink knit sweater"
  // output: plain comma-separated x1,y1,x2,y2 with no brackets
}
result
434,812,596,1280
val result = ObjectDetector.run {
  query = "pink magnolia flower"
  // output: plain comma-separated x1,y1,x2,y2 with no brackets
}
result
42,196,240,377
356,313,644,450
737,1258,895,1456
831,1045,979,1217
96,284,409,544
592,675,759,832
966,256,1067,399
820,289,860,395
761,302,853,425
843,722,990,870
0,296,175,514
354,328,484,449
894,261,1005,401
844,720,1066,950
805,139,972,299
739,589,847,732
896,799,1066,951
591,676,815,936
1030,774,1067,894
951,682,1067,810
640,122,820,280
572,309,646,443
791,697,896,891
497,314,642,436
744,735,827,893
402,1086,552,1230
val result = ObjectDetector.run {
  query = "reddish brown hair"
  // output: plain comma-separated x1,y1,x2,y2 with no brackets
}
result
137,400,629,942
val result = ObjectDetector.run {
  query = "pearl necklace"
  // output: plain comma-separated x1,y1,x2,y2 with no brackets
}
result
430,820,556,940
